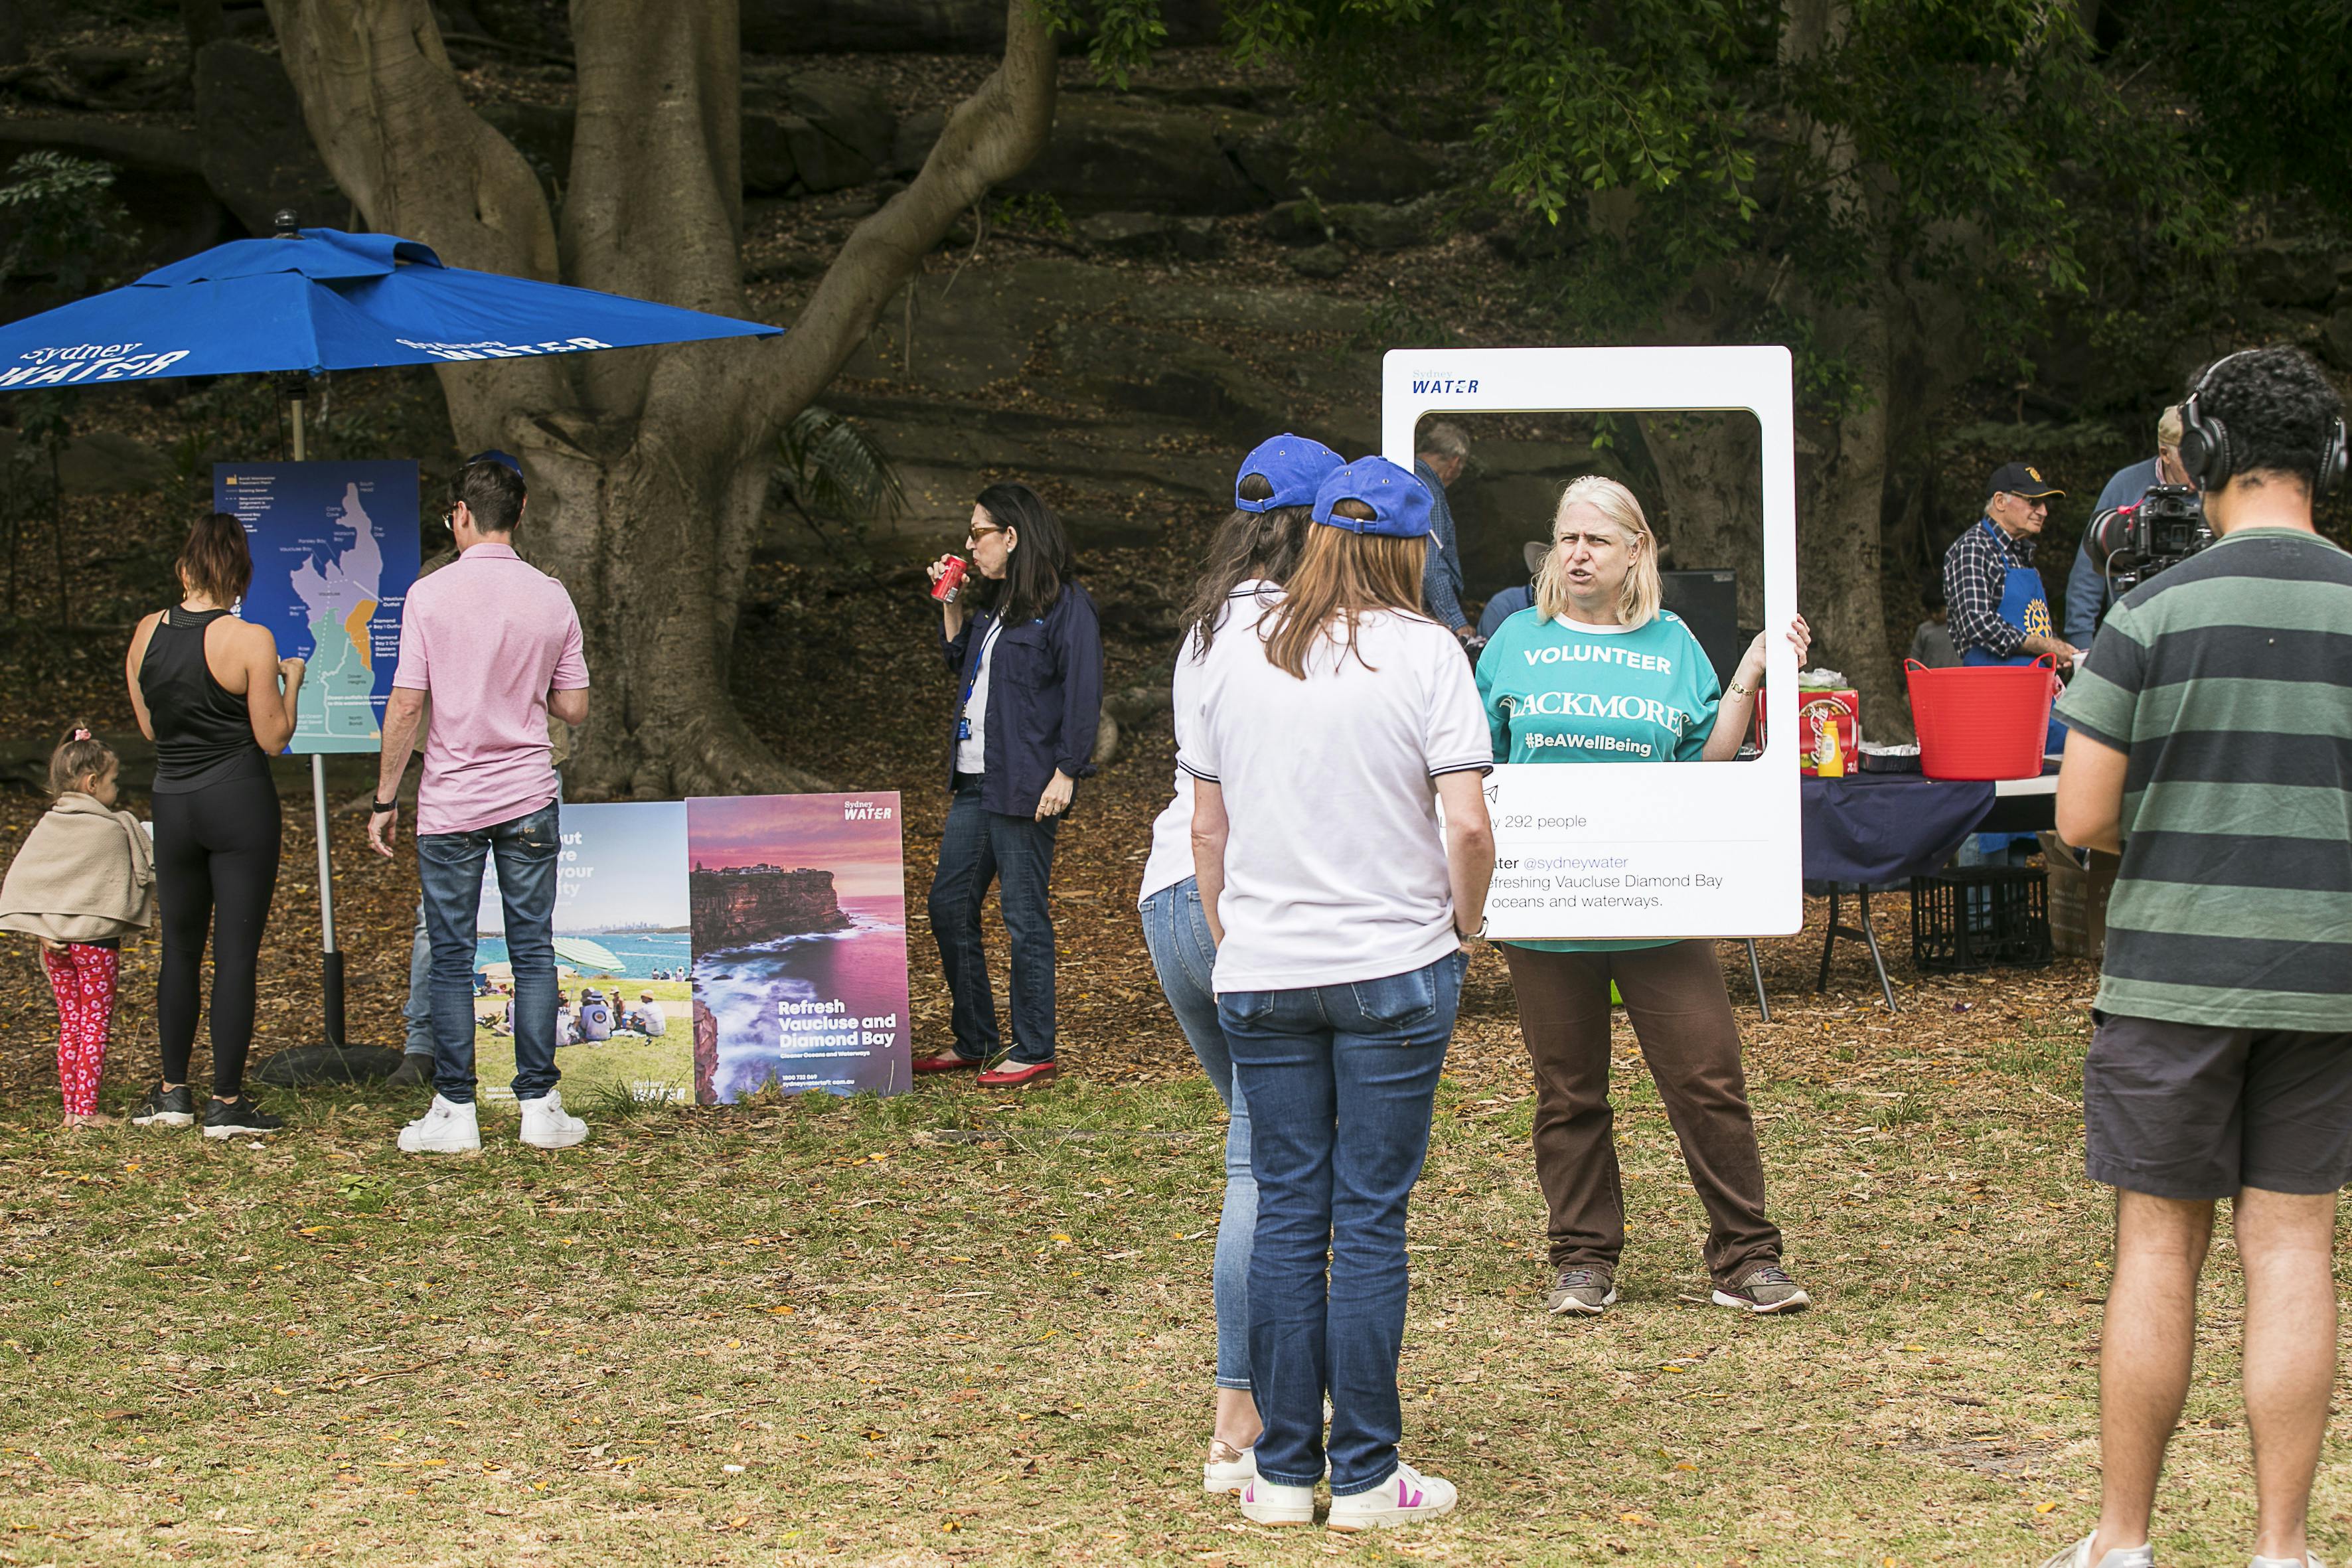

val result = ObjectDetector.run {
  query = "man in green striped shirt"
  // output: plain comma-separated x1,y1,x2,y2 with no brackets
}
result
2047,346,2352,1568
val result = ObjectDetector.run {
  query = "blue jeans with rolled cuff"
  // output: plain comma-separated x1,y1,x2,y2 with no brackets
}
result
1219,951,1465,1495
927,777,1059,1064
416,800,560,1105
1140,876,1256,1392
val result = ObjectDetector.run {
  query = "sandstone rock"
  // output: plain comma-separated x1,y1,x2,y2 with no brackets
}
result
1168,216,1221,260
786,72,895,168
1005,98,1261,216
742,0,1222,53
744,111,871,194
2242,242,2337,311
890,108,947,177
1326,200,1422,252
191,42,343,232
2321,307,2352,371
1075,211,1172,255
1286,244,1348,279
1233,123,1439,206
9,429,178,495
1259,200,1327,244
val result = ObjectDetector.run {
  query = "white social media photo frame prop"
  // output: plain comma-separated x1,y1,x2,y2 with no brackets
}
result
1384,345,1802,939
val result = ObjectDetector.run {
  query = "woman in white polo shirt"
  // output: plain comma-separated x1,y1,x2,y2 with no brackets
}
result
1138,433,1340,1496
1186,457,1495,1532
1476,475,1811,1319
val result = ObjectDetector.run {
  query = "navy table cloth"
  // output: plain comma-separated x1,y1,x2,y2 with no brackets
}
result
1800,773,1998,885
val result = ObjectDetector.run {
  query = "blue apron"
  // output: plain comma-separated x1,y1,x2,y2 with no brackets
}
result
1960,517,2067,755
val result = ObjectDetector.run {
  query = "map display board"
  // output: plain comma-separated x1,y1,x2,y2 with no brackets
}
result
214,461,420,755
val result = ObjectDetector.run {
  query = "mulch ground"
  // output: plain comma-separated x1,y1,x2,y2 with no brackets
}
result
0,539,2095,1111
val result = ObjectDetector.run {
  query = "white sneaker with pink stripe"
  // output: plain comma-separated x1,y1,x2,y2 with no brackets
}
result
1326,1460,1457,1532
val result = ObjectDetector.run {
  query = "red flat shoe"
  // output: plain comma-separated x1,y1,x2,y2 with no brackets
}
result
976,1059,1058,1089
911,1051,984,1075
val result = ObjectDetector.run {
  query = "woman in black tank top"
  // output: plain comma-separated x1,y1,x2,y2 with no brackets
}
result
123,513,306,1138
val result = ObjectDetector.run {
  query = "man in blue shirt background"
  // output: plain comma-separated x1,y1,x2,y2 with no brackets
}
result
2063,405,2191,654
1415,420,1474,643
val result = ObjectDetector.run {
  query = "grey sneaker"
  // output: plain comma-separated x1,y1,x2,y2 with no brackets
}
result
1545,1265,1617,1316
1712,1263,1810,1314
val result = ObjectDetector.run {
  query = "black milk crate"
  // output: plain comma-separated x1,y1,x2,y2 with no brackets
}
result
1909,866,2052,973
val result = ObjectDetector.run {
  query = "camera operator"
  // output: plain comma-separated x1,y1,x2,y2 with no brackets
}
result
2048,345,2352,1568
2063,406,2192,655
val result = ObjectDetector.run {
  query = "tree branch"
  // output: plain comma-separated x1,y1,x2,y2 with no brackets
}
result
766,0,1059,417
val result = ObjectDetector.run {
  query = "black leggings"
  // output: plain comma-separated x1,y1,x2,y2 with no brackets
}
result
152,772,281,1098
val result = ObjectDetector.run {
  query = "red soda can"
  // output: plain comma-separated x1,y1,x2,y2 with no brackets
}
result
930,556,969,603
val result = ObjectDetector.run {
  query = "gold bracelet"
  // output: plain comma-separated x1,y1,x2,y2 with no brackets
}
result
1725,680,1750,700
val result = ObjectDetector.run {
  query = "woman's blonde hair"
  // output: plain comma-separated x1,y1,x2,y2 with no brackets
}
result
1534,475,1662,629
1260,505,1429,678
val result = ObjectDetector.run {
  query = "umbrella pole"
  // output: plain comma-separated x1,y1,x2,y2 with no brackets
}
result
254,384,392,1087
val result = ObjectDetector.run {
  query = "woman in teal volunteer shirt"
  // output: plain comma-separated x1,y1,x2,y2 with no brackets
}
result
1476,475,1812,1319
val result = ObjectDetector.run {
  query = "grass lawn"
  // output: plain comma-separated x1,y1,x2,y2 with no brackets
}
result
3,1006,2347,1567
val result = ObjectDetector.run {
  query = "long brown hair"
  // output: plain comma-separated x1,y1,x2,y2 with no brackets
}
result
1259,507,1429,679
1180,503,1312,659
177,511,252,606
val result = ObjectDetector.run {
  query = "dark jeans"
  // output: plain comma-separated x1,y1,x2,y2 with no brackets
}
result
927,777,1059,1063
1218,951,1464,1495
402,900,433,1058
417,800,560,1105
1501,939,1781,1285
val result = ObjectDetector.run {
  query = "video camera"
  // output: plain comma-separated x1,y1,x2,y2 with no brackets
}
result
2084,483,2209,592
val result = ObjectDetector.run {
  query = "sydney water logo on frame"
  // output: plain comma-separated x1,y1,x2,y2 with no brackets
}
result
1409,375,1482,395
0,343,190,386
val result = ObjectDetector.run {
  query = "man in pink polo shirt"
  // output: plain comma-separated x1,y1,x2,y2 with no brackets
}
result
368,452,591,1154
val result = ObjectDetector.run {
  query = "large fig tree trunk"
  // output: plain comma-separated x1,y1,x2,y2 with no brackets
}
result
264,0,1058,796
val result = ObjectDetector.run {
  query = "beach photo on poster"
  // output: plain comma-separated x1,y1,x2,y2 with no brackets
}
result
475,801,695,1103
684,793,912,1101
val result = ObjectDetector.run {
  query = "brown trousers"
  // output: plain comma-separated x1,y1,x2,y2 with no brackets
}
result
1502,939,1781,1285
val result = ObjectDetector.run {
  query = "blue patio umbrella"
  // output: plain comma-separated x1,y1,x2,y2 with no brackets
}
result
0,219,783,1081
0,225,780,388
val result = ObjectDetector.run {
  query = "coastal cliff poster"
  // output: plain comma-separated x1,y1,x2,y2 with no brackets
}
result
684,792,912,1101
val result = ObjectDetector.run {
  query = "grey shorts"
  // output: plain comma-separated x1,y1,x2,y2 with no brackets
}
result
2084,1012,2352,1200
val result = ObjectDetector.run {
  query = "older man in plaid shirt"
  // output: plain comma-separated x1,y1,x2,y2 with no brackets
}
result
1942,461,2084,674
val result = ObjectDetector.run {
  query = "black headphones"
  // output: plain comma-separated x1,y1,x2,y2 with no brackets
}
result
2177,349,2349,498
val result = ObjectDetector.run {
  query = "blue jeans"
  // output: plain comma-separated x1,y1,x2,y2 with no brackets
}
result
402,901,433,1058
1140,877,1255,1392
927,779,1059,1063
417,800,560,1105
1219,951,1465,1494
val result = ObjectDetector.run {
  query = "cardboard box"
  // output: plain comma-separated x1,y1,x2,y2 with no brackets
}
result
1759,687,1861,775
2039,830,2120,960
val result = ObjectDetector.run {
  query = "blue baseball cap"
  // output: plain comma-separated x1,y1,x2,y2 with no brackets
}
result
467,448,524,477
1235,432,1344,512
1311,457,1435,540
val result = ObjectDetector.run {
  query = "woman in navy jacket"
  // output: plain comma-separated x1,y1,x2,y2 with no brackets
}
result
916,483,1103,1087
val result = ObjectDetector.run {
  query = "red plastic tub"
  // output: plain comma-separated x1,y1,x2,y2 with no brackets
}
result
1905,657,2058,780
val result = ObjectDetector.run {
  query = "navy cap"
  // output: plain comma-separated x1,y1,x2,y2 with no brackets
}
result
1986,461,2063,499
467,448,524,477
1235,432,1344,512
1312,457,1435,539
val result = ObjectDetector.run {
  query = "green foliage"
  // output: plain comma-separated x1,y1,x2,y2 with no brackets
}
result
1029,0,1169,88
0,152,136,295
776,404,906,556
992,191,1073,238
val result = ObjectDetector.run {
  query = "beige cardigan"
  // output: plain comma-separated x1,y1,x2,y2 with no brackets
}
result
0,793,157,943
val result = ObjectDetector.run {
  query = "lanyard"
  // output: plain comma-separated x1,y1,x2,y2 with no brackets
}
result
960,617,1004,718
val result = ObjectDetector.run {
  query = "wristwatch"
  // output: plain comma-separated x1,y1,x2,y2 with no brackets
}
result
371,798,398,815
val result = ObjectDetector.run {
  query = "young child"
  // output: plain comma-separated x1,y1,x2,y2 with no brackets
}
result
0,726,157,1126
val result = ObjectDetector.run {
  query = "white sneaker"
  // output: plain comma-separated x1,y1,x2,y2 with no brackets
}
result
2038,1537,2153,1568
397,1095,481,1155
1326,1460,1457,1532
1235,1475,1314,1526
1204,1440,1257,1495
519,1089,589,1150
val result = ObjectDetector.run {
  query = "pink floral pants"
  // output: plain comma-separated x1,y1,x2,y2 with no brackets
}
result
41,943,118,1117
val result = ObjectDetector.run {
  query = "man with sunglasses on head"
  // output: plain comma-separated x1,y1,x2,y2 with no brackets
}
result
368,450,593,1154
